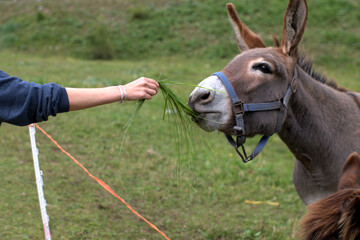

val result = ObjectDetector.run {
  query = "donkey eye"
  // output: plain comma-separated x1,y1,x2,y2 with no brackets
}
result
252,63,272,74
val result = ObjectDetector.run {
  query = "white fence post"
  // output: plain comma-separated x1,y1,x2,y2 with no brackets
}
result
28,124,51,240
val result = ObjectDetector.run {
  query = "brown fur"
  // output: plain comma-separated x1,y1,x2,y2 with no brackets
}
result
300,153,360,240
189,0,360,206
338,192,360,240
226,3,266,50
281,0,308,56
297,55,360,108
297,55,343,91
338,153,360,190
221,0,360,205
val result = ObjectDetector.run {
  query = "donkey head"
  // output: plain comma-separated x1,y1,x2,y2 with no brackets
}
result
188,0,307,137
299,152,360,240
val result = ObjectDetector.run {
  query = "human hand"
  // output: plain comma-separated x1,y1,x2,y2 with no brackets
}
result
123,77,159,101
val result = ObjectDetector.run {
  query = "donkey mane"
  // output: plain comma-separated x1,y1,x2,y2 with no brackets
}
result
297,54,347,92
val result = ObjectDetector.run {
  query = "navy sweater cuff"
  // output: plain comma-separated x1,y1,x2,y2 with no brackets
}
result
58,87,70,113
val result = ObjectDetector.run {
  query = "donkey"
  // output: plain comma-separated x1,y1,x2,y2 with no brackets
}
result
299,152,360,240
188,0,360,205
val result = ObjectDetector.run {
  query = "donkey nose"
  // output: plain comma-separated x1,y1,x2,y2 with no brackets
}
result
188,88,215,109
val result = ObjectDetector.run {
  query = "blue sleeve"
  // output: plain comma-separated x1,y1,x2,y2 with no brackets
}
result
0,70,70,126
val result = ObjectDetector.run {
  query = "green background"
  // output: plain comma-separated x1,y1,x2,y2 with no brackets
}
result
0,0,359,239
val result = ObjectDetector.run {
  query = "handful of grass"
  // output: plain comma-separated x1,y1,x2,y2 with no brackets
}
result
158,81,198,119
117,80,198,160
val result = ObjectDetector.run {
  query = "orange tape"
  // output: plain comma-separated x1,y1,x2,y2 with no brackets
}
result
34,123,171,240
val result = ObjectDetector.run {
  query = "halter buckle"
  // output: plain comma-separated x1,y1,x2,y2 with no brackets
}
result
233,101,244,115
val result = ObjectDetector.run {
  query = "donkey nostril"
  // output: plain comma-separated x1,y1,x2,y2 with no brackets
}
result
201,91,211,100
190,89,214,106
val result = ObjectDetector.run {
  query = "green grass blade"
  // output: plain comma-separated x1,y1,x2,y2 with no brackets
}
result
117,99,145,161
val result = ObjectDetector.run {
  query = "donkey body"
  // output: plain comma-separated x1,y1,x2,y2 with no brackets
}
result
279,63,360,204
300,152,360,240
188,0,360,205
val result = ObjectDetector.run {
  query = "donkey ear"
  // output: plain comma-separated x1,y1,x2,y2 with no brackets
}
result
226,3,265,51
338,152,360,190
280,0,308,56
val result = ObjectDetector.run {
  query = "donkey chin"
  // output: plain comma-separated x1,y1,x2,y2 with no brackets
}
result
188,75,234,133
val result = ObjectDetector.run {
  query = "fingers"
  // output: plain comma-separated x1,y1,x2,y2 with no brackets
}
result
139,87,157,100
146,88,157,97
123,77,159,101
138,77,159,93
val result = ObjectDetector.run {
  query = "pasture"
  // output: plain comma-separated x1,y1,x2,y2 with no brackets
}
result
0,0,359,239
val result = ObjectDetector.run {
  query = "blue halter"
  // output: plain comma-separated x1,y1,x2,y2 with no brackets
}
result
212,68,298,163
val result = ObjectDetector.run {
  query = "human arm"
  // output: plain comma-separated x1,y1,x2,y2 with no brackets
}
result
66,77,159,111
0,70,158,126
0,71,69,126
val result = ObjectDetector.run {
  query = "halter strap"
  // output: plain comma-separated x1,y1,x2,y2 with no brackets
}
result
213,71,240,103
212,68,297,163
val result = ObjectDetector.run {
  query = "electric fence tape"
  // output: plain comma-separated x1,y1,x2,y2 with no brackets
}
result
31,123,171,240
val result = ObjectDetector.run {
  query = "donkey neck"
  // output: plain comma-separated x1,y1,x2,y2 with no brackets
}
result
278,66,360,172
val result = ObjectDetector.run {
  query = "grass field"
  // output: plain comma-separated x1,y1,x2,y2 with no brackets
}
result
1,0,359,64
0,0,359,239
0,51,302,240
1,50,359,239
